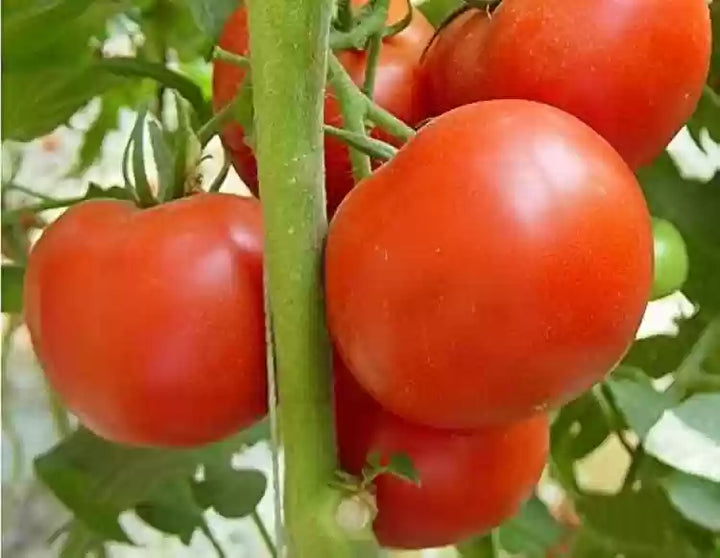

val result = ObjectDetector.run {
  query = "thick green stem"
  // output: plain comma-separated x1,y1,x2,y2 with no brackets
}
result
328,54,372,182
246,0,353,556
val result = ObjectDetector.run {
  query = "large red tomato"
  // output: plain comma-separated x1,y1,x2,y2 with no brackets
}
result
213,0,433,213
335,359,549,549
24,194,267,447
326,100,653,429
422,0,711,169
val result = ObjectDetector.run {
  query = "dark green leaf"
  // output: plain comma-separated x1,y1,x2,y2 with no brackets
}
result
645,394,720,482
193,464,266,519
662,471,720,532
457,532,499,558
2,265,24,314
415,0,464,27
638,155,720,318
623,314,707,379
59,521,106,558
551,391,610,462
179,0,240,42
2,66,120,142
605,371,677,439
36,425,265,546
136,480,203,544
498,497,565,558
575,488,703,557
687,87,720,145
386,452,420,485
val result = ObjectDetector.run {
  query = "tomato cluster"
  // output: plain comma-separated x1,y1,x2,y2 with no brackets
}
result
23,0,709,551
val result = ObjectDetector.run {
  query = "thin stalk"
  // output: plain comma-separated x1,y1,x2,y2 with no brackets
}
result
95,57,211,120
594,384,634,455
199,518,227,558
4,183,56,202
324,125,397,160
213,48,251,69
364,98,415,141
247,0,354,556
362,33,383,98
252,510,278,558
671,316,720,398
328,54,372,182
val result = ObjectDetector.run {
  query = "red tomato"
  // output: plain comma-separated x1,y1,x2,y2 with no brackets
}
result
212,0,433,213
326,100,653,429
335,358,549,549
422,0,711,169
24,194,267,447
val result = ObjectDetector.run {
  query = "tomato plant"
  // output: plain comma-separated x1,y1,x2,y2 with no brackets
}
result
651,217,690,300
423,0,712,168
23,194,267,447
2,0,719,557
213,0,433,213
335,359,549,549
326,99,653,428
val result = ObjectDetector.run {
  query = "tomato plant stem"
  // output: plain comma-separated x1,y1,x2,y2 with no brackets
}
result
336,0,354,31
246,0,356,555
362,33,383,97
199,518,227,558
328,54,373,182
1,318,24,482
251,510,278,558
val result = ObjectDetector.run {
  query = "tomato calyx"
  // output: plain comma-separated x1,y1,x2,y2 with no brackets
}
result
330,0,415,51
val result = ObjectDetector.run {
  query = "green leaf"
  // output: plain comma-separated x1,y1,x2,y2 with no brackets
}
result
148,121,176,201
687,86,720,145
661,471,720,532
575,488,703,557
415,0,463,27
1,0,126,141
193,463,266,519
2,265,24,314
136,479,203,544
2,66,120,142
59,522,106,558
605,371,677,439
551,391,610,462
645,394,720,482
498,497,565,558
623,314,707,379
179,0,241,42
457,532,499,558
386,452,420,485
36,424,266,548
638,155,720,318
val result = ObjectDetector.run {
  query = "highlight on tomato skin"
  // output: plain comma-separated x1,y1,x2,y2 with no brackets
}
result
422,0,712,169
325,99,653,430
334,357,550,550
23,193,268,448
212,0,434,214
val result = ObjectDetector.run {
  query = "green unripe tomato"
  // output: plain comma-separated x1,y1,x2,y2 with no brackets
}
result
651,218,689,300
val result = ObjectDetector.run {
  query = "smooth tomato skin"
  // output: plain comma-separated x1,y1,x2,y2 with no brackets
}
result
326,100,653,429
24,194,267,447
423,0,711,168
335,360,549,549
651,218,689,300
212,0,433,213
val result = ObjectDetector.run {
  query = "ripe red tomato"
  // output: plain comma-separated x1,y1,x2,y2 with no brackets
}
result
326,100,653,429
24,194,267,447
422,0,711,169
213,0,433,213
335,359,549,549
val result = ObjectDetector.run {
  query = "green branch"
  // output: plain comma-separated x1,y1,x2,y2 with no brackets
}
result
246,0,354,556
328,54,373,182
95,57,211,121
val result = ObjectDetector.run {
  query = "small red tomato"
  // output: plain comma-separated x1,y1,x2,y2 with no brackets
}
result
326,100,652,428
212,0,433,213
423,0,711,168
335,359,549,549
24,194,267,447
